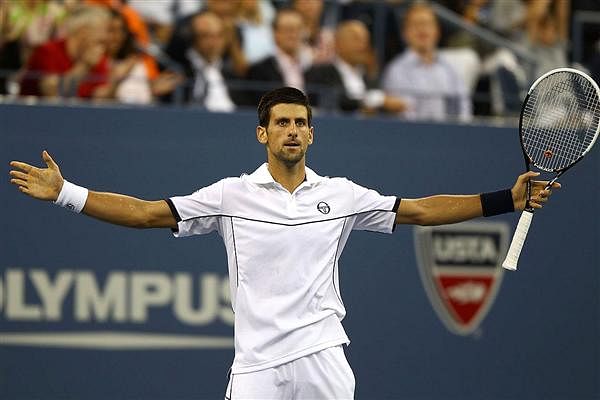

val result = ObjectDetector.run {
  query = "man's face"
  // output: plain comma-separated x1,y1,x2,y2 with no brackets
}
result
257,103,314,167
274,12,304,57
403,7,439,54
336,23,371,66
192,14,226,62
76,20,109,53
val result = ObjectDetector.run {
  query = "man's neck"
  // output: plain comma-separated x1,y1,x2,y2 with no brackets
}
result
267,159,306,193
413,48,436,65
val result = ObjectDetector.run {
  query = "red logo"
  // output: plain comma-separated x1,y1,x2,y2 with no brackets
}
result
414,222,509,335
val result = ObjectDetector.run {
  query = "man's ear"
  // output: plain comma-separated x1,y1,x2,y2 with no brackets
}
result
256,125,267,144
308,126,314,145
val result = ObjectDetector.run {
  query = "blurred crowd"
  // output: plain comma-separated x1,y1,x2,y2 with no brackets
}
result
0,0,598,121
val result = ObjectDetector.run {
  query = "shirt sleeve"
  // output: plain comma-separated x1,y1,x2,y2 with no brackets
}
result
349,181,400,233
165,180,224,237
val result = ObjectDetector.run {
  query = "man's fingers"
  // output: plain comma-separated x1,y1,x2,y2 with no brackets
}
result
529,201,543,209
531,180,562,189
42,150,59,170
10,178,28,188
9,161,34,173
9,170,28,180
519,171,540,183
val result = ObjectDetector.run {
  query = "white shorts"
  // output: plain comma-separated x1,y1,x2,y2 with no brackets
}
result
224,345,355,399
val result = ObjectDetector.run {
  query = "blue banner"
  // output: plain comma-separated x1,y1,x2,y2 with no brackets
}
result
1,103,598,399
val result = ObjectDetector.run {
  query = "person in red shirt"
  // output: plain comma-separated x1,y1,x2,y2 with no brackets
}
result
20,6,110,98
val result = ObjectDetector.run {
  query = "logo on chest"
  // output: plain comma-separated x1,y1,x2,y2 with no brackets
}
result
316,201,330,214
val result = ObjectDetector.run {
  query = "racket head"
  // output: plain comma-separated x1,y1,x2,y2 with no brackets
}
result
519,68,600,173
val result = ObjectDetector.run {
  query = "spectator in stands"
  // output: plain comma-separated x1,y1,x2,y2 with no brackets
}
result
165,0,248,78
237,0,276,64
175,11,238,111
0,0,65,94
86,0,152,50
305,20,406,114
338,0,404,65
19,5,111,98
1,0,65,65
382,2,472,121
245,8,312,105
522,0,569,78
104,10,182,104
292,0,335,65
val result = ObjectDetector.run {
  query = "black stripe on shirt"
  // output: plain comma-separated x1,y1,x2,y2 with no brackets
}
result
392,197,401,232
164,198,182,222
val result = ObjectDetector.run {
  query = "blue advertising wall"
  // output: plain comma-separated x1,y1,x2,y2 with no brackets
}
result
1,103,598,399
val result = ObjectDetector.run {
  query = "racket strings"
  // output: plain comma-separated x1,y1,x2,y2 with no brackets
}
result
522,71,600,171
527,80,588,168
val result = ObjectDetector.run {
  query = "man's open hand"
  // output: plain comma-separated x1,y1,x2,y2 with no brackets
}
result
9,151,64,201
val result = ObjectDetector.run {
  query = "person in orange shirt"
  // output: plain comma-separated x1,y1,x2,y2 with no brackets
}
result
104,10,182,104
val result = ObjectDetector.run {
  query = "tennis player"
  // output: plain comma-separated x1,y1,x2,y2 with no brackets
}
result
9,87,559,399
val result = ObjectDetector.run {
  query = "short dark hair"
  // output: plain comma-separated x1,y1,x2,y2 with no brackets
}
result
257,87,312,127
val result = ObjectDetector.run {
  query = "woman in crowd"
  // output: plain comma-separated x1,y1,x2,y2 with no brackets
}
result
102,10,182,104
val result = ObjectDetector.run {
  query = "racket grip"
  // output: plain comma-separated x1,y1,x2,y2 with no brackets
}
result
502,210,534,271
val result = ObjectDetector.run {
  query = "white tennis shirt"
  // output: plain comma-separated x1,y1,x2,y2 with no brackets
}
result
167,164,399,373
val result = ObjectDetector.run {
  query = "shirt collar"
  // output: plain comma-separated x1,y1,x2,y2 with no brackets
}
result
334,57,364,76
245,163,325,185
187,48,222,70
405,49,439,66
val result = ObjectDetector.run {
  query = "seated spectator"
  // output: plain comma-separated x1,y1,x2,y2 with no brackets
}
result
174,11,239,111
237,0,276,64
522,0,569,78
338,0,404,65
165,0,248,78
86,0,151,49
305,20,406,114
19,5,111,98
2,0,66,65
292,0,335,65
245,8,312,105
0,0,65,94
382,2,472,121
104,10,182,104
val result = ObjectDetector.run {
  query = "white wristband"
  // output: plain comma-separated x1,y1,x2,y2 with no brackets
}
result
54,180,89,213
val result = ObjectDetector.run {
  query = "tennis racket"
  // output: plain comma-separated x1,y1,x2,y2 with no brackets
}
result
502,68,600,271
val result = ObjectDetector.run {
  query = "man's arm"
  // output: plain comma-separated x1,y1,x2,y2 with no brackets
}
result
396,171,560,226
9,151,177,229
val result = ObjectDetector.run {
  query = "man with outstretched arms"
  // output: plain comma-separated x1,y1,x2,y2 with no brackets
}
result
9,87,559,399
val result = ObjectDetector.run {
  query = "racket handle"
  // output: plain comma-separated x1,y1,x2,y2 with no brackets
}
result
502,210,534,271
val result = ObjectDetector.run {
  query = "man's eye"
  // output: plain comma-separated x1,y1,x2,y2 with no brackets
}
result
296,121,305,127
278,121,287,126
